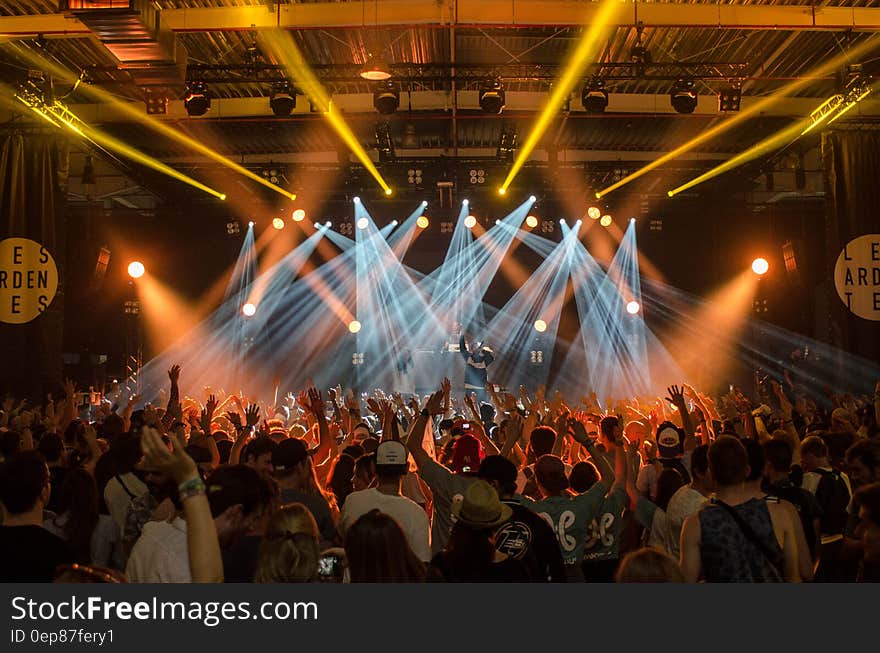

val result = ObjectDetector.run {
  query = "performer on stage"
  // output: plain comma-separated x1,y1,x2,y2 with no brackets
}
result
460,332,494,403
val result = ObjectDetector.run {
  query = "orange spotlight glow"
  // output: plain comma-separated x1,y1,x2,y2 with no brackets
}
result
626,300,641,315
497,187,506,196
464,215,477,229
417,216,429,229
384,188,393,196
127,261,145,279
534,319,547,333
272,218,285,230
588,207,601,220
752,258,770,276
600,215,612,227
525,215,539,229
242,302,256,317
348,320,362,334
292,209,306,222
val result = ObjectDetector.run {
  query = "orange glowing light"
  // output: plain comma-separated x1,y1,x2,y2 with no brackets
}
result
292,209,306,222
417,216,429,229
600,215,613,227
127,261,145,279
526,215,538,228
751,258,769,276
272,218,285,230
464,215,477,229
348,320,362,334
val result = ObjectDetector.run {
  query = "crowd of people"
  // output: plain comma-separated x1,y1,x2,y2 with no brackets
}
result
1,365,879,583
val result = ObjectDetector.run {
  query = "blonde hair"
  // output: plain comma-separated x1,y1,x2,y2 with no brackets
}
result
254,503,320,583
615,547,684,583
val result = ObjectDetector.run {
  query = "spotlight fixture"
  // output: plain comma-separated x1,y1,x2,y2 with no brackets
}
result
360,55,392,81
226,221,240,235
526,215,538,228
626,301,641,315
417,216,429,229
292,209,306,222
384,188,393,196
559,218,566,225
529,195,537,203
587,206,601,220
390,220,398,226
670,79,698,114
248,221,255,227
752,257,769,276
348,320,362,334
464,215,477,229
373,80,399,115
495,219,500,225
600,215,612,227
127,261,145,279
463,199,470,205
242,302,256,317
353,196,361,203
183,81,211,117
582,77,609,114
269,80,297,117
422,201,428,207
272,217,285,230
497,187,507,196
324,221,332,228
534,319,547,333
479,78,506,114
469,169,486,185
356,217,369,230
718,84,742,113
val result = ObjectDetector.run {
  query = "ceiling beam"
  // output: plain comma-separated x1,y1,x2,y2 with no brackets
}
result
4,2,880,37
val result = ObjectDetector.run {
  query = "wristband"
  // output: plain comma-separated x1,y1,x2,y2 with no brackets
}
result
178,476,206,501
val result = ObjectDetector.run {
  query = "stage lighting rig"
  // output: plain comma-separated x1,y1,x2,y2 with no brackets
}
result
375,121,395,163
479,78,506,114
718,83,742,112
183,81,211,117
360,55,392,81
670,79,698,114
582,77,609,114
269,80,297,117
373,80,400,115
497,125,518,162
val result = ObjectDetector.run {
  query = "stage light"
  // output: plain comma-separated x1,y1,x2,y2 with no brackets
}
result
600,215,612,227
718,84,742,113
588,206,601,220
495,219,501,225
582,77,609,114
269,80,297,117
479,78,506,114
313,222,322,228
360,55,392,81
529,195,537,203
373,80,400,115
576,219,582,225
183,81,211,117
534,319,548,333
248,221,255,228
348,320,362,334
417,215,429,229
464,215,477,229
390,220,398,226
272,217,285,230
353,196,361,203
752,258,770,276
670,79,698,114
242,302,256,317
292,209,306,222
463,199,469,205
526,215,538,228
498,187,506,196
356,217,369,230
421,200,428,207
127,261,145,279
626,301,641,315
325,221,332,228
560,218,566,225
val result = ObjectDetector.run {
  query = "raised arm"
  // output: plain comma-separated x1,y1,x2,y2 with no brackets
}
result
141,426,223,583
406,389,444,470
568,417,614,488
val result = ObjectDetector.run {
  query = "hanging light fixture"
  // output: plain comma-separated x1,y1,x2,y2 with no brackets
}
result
360,54,392,81
269,80,297,117
373,80,400,115
479,78,506,114
670,79,698,114
183,81,211,117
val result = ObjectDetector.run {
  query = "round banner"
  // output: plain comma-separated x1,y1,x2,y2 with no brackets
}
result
833,234,880,321
0,237,59,324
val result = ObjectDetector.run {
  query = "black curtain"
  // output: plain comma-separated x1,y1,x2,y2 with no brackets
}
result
0,133,69,398
821,130,880,365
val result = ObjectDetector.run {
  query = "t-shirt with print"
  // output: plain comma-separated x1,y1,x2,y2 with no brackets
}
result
495,499,567,582
416,457,479,555
518,482,607,566
582,486,627,563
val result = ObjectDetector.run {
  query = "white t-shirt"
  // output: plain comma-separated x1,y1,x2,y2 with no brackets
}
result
664,486,708,558
126,518,191,583
104,472,148,531
339,488,431,562
802,467,852,496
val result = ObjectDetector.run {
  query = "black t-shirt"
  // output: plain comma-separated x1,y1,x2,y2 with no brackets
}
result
495,499,566,582
430,550,531,582
0,525,74,582
222,534,263,583
765,480,822,555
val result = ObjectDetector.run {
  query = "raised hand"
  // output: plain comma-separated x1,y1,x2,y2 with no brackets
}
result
244,403,260,428
141,426,198,485
305,388,324,416
666,385,685,407
168,365,181,384
424,389,444,416
225,411,242,431
441,377,452,397
567,416,594,446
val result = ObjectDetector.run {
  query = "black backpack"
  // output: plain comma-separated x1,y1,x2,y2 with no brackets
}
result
814,468,850,536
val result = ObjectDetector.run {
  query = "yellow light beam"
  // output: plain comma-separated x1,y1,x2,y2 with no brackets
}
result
259,30,392,195
4,42,294,200
500,0,622,193
668,84,878,197
597,35,880,199
14,93,226,200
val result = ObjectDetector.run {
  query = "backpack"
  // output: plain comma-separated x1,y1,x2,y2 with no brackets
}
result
814,468,850,536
